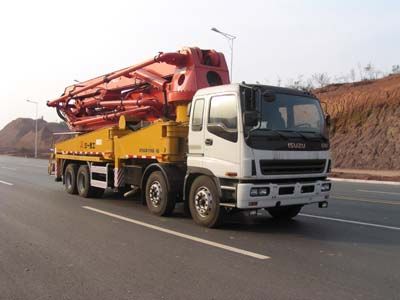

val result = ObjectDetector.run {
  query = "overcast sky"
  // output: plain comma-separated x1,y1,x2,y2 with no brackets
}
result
0,0,399,129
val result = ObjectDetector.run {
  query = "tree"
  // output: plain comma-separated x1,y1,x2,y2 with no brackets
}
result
357,63,365,80
276,76,282,87
285,75,314,91
334,75,349,83
364,63,374,79
349,69,356,82
392,65,400,74
311,73,330,88
364,63,382,80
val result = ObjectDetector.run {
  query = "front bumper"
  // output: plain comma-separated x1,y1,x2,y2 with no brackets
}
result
235,180,331,209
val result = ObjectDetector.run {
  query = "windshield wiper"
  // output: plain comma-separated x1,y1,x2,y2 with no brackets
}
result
270,129,290,140
277,129,327,141
272,129,309,140
246,128,289,140
296,130,328,141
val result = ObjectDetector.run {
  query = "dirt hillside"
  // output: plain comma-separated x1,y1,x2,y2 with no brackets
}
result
315,74,400,170
0,118,68,157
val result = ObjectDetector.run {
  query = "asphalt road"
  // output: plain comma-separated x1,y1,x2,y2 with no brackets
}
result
0,155,399,300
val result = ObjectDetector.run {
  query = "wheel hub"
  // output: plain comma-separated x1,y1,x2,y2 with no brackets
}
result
194,187,213,217
149,181,162,207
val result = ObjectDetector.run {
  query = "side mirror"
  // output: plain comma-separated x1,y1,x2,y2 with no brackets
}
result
324,114,331,138
243,111,259,127
325,114,331,128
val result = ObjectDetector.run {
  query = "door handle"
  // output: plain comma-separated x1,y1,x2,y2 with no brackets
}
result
205,138,213,146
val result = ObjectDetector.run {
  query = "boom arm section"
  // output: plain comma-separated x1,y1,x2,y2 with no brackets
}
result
47,47,229,131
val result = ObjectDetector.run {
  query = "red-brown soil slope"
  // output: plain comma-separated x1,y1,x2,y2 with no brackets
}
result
315,74,400,170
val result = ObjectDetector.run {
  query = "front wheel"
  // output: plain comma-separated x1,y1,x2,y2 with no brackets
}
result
189,176,225,228
267,205,302,220
145,171,175,216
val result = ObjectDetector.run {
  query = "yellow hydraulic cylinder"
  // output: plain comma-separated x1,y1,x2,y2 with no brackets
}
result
175,104,189,123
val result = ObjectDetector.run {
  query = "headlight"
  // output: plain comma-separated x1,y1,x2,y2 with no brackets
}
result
250,188,259,196
259,187,269,196
321,183,331,192
250,187,270,197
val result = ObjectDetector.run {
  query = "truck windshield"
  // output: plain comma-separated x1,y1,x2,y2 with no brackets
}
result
259,93,324,134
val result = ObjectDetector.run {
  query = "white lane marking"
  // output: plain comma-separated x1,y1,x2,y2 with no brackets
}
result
357,189,400,196
0,180,13,186
333,195,400,206
83,206,270,260
1,166,17,171
329,177,400,186
300,213,400,231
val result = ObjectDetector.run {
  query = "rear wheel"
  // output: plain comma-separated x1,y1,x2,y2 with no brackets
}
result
145,171,175,216
267,205,302,220
189,176,225,228
64,163,78,194
76,165,104,198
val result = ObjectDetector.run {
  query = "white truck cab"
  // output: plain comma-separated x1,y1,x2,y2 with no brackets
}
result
185,83,331,227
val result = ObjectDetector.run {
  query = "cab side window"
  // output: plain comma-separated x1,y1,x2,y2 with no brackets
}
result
208,94,238,142
191,99,204,131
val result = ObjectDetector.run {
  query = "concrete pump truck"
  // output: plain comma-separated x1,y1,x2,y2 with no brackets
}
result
48,47,332,228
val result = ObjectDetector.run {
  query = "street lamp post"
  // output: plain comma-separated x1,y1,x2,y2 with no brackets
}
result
211,27,236,82
26,100,39,158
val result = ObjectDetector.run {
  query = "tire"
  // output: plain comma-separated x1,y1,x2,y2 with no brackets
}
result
145,171,175,216
64,163,78,194
189,176,225,228
76,165,104,198
267,205,302,220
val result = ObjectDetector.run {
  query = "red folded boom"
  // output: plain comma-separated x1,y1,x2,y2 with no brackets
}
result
47,47,230,131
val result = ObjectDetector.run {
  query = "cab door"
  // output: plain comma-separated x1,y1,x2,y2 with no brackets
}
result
203,94,240,177
187,98,206,168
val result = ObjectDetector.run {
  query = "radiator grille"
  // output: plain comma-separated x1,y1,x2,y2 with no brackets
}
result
260,159,326,175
